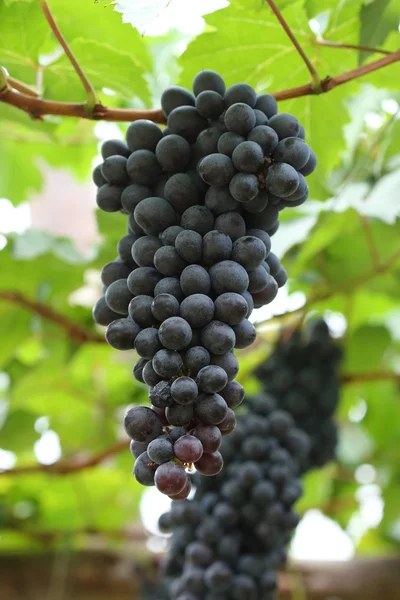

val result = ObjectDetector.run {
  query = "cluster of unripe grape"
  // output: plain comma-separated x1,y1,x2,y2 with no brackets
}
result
92,70,316,499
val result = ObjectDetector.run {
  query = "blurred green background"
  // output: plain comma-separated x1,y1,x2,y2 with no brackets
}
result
0,0,399,598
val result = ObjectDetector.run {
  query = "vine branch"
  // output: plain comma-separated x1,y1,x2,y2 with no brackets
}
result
342,371,400,385
264,0,320,88
0,439,128,477
0,290,105,344
1,49,400,122
38,0,97,113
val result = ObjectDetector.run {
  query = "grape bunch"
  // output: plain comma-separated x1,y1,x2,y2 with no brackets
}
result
159,393,310,600
92,70,316,499
255,319,342,469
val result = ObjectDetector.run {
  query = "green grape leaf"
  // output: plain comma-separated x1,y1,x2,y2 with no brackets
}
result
0,409,38,452
359,0,400,64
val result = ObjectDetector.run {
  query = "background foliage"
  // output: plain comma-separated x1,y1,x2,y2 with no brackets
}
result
0,0,399,563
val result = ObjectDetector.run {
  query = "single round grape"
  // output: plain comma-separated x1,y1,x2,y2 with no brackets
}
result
126,119,163,152
201,321,236,355
198,154,236,188
229,173,259,203
151,293,180,322
124,406,163,441
220,380,245,408
130,439,148,459
92,296,120,326
154,246,187,277
232,141,264,174
211,352,239,382
251,274,278,307
101,155,129,186
214,292,248,326
134,197,177,235
184,346,211,377
248,264,269,293
153,349,183,378
181,265,211,296
233,235,266,269
205,186,240,216
101,260,132,287
147,437,174,464
192,424,222,453
134,451,157,486
105,279,133,315
232,319,256,348
272,136,311,170
133,357,148,383
255,93,278,117
127,267,162,296
247,125,279,155
180,294,215,329
213,212,246,241
185,541,214,568
155,134,191,172
196,90,225,119
101,138,130,159
159,316,192,350
282,172,308,203
161,86,195,116
202,230,233,266
175,230,203,264
154,277,184,301
274,266,287,287
117,234,138,266
195,393,228,425
131,236,161,267
96,184,123,212
165,402,194,426
167,106,208,143
299,148,317,176
209,260,249,295
218,407,236,435
128,295,154,328
197,365,228,393
126,149,161,186
197,452,224,477
266,251,281,275
193,70,226,96
225,83,256,108
164,173,201,214
134,327,162,358
181,205,214,236
92,163,106,187
155,461,188,495
174,434,204,463
224,103,256,135
142,360,162,387
268,112,300,139
171,376,199,405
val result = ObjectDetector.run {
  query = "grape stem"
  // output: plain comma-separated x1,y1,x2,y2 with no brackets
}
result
0,438,128,477
1,48,400,122
264,0,320,89
316,39,392,56
0,290,105,345
342,371,400,385
38,0,97,115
